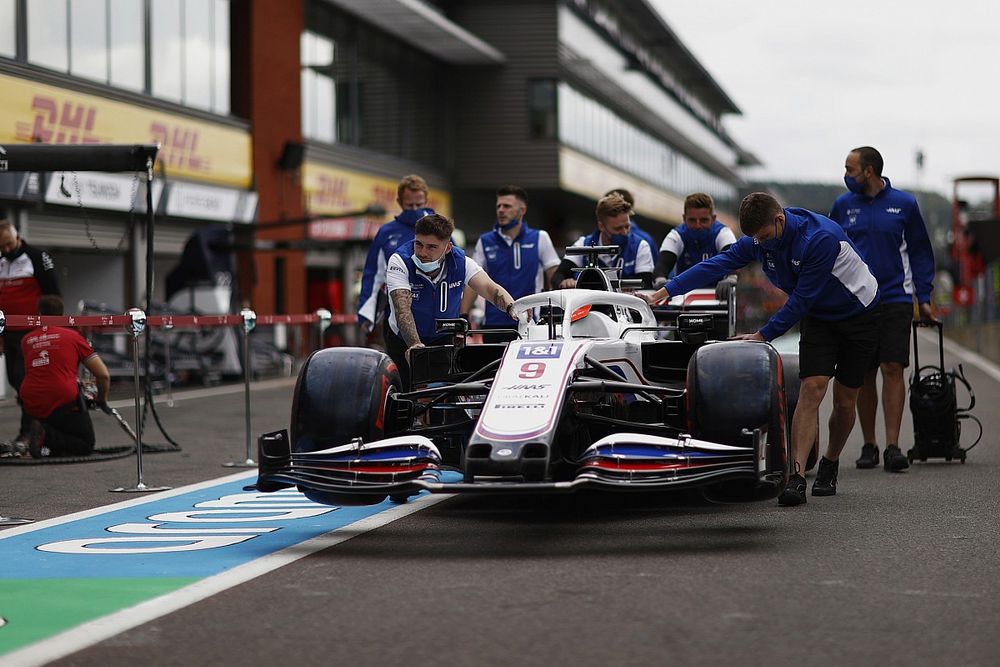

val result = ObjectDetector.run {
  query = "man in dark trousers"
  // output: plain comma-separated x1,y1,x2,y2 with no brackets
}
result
15,295,111,458
642,193,881,506
830,146,937,472
0,212,61,449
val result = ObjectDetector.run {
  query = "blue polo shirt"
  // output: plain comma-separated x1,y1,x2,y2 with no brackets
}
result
829,177,935,305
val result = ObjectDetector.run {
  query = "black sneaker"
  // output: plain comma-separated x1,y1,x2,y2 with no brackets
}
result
26,421,50,459
883,444,909,472
812,457,839,496
855,442,879,468
778,474,807,506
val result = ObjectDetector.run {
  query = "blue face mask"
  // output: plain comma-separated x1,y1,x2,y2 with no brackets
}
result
844,175,866,195
397,208,432,227
498,215,521,232
608,233,629,250
412,254,441,273
688,226,714,246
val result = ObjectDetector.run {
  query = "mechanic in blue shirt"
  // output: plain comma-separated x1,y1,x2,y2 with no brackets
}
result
552,192,656,289
830,146,937,473
605,188,658,253
357,174,435,333
386,213,518,389
654,192,737,281
461,185,561,328
642,192,881,506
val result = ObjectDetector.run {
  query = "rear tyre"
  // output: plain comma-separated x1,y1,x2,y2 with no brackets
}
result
688,341,789,502
291,347,401,506
780,353,819,471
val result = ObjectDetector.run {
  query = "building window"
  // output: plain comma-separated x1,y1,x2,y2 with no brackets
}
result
529,79,558,140
15,0,230,114
301,30,336,143
0,0,14,58
70,0,108,82
27,0,68,71
109,0,144,91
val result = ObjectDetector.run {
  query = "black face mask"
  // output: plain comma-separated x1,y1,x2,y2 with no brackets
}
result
1,251,17,261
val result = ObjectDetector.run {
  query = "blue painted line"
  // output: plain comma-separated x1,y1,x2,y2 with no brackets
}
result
0,474,409,580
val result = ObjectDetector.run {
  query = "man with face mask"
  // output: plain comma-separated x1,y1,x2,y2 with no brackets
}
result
386,213,519,390
604,188,657,253
357,174,435,334
461,186,560,328
654,192,737,282
830,147,937,472
0,213,61,454
641,193,881,506
551,193,655,289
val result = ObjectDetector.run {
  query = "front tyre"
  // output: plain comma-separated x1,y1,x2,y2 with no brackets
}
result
290,347,401,506
688,341,789,501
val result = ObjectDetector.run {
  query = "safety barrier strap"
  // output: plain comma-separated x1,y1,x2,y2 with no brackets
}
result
1,313,355,329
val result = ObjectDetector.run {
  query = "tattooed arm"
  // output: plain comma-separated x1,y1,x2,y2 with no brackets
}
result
468,271,518,320
389,289,424,358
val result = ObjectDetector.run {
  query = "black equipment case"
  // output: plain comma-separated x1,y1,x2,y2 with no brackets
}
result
907,321,981,463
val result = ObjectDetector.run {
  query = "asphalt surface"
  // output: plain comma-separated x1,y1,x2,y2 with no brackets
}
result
3,333,999,667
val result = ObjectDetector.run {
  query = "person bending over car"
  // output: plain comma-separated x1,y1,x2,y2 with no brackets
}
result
386,213,519,389
552,193,655,289
642,192,881,507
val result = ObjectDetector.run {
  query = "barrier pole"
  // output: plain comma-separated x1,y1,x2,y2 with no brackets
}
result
224,308,257,467
111,308,171,493
315,308,331,350
163,322,175,407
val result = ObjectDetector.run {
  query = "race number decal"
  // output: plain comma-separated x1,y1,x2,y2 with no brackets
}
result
518,362,545,379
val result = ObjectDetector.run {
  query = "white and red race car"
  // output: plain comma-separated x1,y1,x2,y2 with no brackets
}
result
255,261,803,506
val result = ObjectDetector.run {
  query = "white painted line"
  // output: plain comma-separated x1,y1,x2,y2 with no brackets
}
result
0,470,259,540
917,329,1000,384
3,492,452,667
107,377,297,410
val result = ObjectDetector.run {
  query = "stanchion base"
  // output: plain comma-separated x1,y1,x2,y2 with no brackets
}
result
222,459,258,468
109,483,172,493
0,516,34,526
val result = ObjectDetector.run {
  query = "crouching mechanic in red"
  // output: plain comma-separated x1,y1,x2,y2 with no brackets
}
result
17,295,111,458
386,213,520,390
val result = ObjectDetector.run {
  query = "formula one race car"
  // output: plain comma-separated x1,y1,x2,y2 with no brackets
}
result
255,250,803,506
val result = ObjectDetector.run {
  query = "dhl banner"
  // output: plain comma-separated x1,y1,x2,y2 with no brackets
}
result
0,72,252,188
303,161,451,220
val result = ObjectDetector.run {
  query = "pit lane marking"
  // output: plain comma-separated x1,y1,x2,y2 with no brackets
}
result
1,471,451,667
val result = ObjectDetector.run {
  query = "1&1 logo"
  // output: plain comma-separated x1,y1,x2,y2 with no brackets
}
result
517,342,563,359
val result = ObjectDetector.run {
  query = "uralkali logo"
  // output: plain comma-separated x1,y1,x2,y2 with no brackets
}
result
37,490,337,555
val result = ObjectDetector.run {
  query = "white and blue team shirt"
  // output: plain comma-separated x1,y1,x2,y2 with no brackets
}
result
659,220,737,275
564,231,654,277
472,223,560,326
386,241,483,342
666,208,880,341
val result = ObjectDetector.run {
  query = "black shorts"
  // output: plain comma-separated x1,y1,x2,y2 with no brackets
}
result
871,302,914,368
798,306,880,389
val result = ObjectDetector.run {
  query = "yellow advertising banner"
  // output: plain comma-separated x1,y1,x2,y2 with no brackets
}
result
0,72,252,188
303,161,451,220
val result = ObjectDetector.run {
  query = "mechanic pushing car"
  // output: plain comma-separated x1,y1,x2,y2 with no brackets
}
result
357,174,435,336
461,185,561,329
642,192,881,506
386,213,520,389
552,192,656,289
